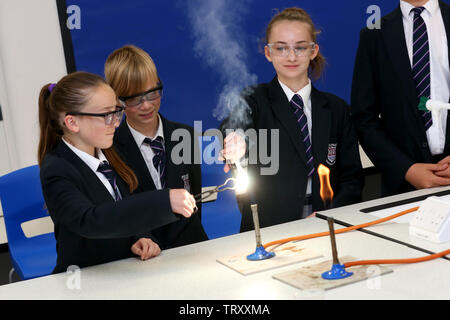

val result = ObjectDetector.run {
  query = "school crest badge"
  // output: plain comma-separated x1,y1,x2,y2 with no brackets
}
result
181,174,190,192
326,143,337,166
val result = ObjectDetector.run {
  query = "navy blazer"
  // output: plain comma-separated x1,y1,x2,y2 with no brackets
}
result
40,141,179,274
224,77,364,232
113,114,208,249
351,1,450,196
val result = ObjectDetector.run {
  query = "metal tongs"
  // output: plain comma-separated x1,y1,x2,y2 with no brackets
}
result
194,177,239,203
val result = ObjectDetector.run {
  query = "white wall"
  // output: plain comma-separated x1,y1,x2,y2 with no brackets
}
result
0,0,67,174
0,0,67,243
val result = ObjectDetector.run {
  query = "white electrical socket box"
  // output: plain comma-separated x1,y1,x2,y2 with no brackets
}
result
409,196,450,243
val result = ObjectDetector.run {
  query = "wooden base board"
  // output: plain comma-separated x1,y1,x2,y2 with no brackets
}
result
217,242,323,275
272,256,393,291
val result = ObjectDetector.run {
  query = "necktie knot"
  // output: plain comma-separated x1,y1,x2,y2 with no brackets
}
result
143,136,166,188
97,161,122,201
144,136,164,156
290,94,304,111
97,161,114,180
411,6,425,15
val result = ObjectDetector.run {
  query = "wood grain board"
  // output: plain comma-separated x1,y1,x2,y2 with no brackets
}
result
216,242,323,275
272,256,393,291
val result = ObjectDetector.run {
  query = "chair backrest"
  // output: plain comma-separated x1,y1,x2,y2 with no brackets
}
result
0,165,50,244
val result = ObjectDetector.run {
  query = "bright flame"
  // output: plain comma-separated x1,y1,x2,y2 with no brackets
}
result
234,162,249,195
318,164,334,207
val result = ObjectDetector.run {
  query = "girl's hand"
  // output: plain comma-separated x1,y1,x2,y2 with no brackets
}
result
219,132,246,173
131,238,161,261
169,189,196,217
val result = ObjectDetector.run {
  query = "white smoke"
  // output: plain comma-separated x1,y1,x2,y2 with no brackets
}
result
186,0,258,128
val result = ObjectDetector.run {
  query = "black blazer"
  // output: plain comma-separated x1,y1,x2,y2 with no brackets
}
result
113,114,208,249
351,1,450,196
40,141,179,274
224,77,363,232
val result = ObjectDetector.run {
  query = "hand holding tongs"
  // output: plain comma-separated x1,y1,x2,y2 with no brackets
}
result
194,177,238,203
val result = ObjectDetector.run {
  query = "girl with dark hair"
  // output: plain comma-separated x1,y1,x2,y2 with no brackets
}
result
38,71,196,273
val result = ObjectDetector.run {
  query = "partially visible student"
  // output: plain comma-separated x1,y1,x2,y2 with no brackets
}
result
351,0,450,196
221,8,364,232
38,71,196,273
105,45,208,249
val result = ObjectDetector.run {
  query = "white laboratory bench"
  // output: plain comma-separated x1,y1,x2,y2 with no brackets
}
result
318,185,450,255
0,197,448,300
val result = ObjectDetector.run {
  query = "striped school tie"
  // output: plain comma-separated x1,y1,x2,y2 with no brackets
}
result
144,136,166,188
411,6,432,130
97,161,122,201
290,94,314,177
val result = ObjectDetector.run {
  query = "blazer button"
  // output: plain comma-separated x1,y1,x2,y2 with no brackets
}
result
422,142,428,148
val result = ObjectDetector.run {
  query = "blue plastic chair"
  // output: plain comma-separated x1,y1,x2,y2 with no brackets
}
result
199,135,241,239
0,165,56,281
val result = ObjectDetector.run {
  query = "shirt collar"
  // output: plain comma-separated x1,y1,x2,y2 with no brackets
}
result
62,138,108,172
400,0,439,18
127,113,165,147
278,78,312,106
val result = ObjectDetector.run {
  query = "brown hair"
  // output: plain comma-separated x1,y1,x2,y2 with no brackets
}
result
104,45,159,97
265,7,326,80
38,71,138,192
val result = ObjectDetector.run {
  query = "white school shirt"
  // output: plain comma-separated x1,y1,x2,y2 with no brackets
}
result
400,0,450,155
62,138,120,200
278,78,313,196
127,114,165,190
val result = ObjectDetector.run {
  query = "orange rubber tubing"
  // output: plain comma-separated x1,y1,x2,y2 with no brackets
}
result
263,206,420,250
344,249,450,268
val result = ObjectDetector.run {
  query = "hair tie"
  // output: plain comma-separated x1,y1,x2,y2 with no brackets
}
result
48,83,56,93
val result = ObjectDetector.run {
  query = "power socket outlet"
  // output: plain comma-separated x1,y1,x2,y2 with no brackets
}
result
409,196,450,243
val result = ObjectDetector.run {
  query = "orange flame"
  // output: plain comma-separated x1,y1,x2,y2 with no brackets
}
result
318,164,334,207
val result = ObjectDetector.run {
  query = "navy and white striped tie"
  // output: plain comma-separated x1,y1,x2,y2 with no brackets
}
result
290,94,314,177
144,136,166,188
412,6,433,130
97,161,122,201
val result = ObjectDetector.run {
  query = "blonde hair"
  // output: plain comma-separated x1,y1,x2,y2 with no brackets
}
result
38,71,138,192
265,7,326,80
104,45,159,97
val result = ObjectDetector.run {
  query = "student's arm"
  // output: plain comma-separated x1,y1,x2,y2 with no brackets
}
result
219,91,258,171
350,28,415,191
41,156,180,239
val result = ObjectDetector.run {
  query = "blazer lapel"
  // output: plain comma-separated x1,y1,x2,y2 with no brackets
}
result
55,141,115,203
161,115,183,188
115,121,157,191
381,7,418,108
267,77,308,165
381,6,428,142
311,87,331,166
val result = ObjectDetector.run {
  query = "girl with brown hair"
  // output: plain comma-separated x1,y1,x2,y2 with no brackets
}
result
38,71,196,273
221,7,364,231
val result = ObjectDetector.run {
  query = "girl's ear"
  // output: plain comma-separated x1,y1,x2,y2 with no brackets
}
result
310,43,320,61
264,45,273,62
63,115,80,133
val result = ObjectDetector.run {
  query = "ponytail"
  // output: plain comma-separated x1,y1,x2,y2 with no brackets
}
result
38,83,63,166
103,147,138,193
